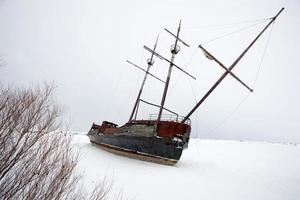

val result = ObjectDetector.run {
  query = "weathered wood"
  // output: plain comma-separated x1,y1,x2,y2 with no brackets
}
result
143,46,196,80
126,60,165,83
140,98,179,118
199,45,253,92
164,28,190,47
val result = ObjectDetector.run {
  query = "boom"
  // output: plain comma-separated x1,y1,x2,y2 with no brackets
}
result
182,8,284,123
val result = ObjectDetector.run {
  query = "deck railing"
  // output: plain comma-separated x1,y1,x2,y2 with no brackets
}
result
148,114,191,125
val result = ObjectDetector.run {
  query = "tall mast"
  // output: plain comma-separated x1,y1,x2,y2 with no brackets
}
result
157,20,182,121
128,36,159,122
182,8,284,123
142,21,194,121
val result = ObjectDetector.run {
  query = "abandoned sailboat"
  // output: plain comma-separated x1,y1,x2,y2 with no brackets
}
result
88,8,284,165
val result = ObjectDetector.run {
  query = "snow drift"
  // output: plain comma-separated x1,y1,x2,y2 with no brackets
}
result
73,134,300,200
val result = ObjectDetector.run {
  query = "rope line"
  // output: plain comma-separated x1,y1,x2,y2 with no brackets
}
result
200,91,251,138
253,21,275,88
113,72,143,122
201,20,269,45
182,18,269,30
186,47,199,67
199,21,275,139
168,47,199,95
103,64,125,118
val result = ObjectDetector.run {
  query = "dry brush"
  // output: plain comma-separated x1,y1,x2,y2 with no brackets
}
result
0,83,112,200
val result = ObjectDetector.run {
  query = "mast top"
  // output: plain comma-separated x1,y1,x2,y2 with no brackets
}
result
165,20,190,54
148,35,159,66
272,7,285,20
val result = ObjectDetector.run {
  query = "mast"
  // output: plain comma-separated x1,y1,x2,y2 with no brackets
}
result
128,36,159,122
142,21,194,121
181,8,284,123
157,20,182,121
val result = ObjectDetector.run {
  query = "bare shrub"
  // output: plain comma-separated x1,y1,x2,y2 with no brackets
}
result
0,83,112,200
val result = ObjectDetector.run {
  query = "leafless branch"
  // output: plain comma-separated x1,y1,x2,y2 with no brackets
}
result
0,83,118,200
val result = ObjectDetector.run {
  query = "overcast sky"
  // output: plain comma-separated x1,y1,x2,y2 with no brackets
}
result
0,0,299,143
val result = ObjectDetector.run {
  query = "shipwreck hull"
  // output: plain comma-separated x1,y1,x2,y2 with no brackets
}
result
88,131,183,165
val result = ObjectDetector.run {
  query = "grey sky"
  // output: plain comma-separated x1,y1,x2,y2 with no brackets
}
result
0,0,299,143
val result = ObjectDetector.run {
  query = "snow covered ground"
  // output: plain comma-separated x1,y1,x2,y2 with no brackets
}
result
73,134,300,200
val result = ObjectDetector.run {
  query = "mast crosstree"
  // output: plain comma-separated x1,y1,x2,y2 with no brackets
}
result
143,20,196,121
182,8,285,123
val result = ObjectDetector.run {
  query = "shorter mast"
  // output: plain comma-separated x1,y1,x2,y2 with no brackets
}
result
128,37,159,122
182,8,284,123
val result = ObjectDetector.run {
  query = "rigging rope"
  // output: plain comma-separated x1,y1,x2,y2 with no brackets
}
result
201,20,269,45
186,47,200,67
252,21,275,88
169,19,270,96
199,21,275,139
103,64,126,118
182,18,269,30
168,46,199,96
113,68,143,122
200,91,251,138
167,21,269,120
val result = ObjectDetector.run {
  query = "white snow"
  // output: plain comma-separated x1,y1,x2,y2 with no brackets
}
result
73,134,300,200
